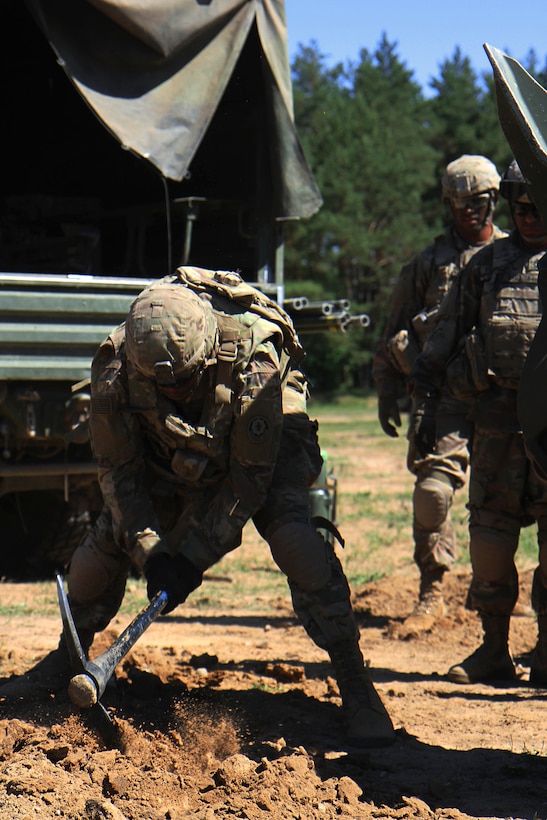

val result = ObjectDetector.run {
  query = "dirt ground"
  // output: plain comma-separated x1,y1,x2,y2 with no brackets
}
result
1,406,546,820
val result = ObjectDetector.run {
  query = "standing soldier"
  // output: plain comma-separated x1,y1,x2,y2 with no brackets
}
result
410,160,547,684
1,267,396,747
373,155,506,635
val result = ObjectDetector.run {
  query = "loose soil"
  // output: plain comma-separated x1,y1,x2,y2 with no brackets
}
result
0,399,546,819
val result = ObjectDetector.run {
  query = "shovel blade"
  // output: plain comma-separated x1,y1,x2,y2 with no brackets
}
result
56,574,88,675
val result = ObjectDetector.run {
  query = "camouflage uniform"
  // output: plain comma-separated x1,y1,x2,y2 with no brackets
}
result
411,229,546,680
65,268,394,746
70,273,339,640
373,224,507,579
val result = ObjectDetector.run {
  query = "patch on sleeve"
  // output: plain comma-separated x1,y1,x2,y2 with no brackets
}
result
233,398,277,464
247,414,269,442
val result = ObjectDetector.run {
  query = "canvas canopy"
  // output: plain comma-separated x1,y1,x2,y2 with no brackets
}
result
25,0,322,219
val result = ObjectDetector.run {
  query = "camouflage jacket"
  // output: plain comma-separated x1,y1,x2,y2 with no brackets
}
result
411,231,544,429
89,278,306,572
372,224,507,400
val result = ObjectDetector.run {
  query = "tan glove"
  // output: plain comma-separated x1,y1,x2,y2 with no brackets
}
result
378,396,402,438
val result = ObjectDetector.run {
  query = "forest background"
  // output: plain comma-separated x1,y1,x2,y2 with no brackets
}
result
285,36,547,392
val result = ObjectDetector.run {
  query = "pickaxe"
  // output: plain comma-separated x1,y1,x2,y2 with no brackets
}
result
56,574,168,712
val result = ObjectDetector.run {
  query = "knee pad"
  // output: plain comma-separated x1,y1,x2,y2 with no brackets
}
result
268,520,331,592
469,527,517,583
68,527,127,605
413,477,453,531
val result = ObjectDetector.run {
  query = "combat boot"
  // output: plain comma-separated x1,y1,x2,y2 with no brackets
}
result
530,615,547,686
0,629,94,700
447,615,516,684
327,639,396,747
399,569,447,638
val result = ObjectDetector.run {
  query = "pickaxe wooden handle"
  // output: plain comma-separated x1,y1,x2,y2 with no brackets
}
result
56,574,168,709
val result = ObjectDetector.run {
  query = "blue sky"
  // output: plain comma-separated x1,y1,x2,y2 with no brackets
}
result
285,1,546,95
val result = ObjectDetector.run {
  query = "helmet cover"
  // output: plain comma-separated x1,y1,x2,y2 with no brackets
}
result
442,154,501,200
125,282,217,386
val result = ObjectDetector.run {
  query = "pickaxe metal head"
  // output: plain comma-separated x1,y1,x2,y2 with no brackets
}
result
56,574,168,711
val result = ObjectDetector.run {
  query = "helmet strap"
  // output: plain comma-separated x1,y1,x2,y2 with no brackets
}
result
479,191,496,230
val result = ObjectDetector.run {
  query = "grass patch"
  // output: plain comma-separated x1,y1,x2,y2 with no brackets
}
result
0,603,32,616
341,491,411,524
0,582,59,617
518,525,539,564
315,416,384,441
348,570,387,586
252,682,286,693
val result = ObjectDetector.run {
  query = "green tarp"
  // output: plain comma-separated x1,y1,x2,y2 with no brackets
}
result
25,0,322,218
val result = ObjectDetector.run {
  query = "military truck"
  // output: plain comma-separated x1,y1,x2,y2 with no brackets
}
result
1,1,339,577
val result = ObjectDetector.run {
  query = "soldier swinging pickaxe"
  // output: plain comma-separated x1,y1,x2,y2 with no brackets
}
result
56,574,168,714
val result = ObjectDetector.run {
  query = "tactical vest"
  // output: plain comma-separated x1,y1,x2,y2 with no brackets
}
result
446,240,544,399
421,232,465,314
411,229,503,346
103,269,304,486
387,230,493,375
478,239,543,389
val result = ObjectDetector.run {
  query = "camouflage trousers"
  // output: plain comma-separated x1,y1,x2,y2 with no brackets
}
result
466,427,547,615
67,420,359,650
407,410,471,574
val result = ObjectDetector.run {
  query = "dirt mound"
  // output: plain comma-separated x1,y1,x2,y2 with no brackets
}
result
0,569,546,820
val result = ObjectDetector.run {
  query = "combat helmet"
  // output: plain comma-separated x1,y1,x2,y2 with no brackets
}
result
125,279,218,388
441,154,501,201
499,159,529,203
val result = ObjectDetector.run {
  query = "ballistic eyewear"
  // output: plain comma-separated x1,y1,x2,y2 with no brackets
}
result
512,201,540,219
450,193,491,211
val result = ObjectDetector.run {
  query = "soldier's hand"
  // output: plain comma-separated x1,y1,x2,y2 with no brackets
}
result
378,397,401,438
144,552,203,614
410,410,436,457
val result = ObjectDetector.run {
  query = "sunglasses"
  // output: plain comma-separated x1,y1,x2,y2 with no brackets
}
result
450,194,490,210
512,201,540,219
